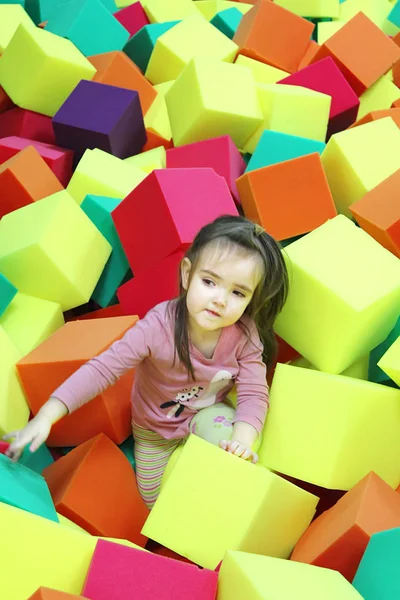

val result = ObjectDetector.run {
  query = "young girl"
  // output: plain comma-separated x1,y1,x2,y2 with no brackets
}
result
4,215,288,508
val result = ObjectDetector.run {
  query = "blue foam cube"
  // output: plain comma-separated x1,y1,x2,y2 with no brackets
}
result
123,21,180,73
0,273,17,317
211,7,242,40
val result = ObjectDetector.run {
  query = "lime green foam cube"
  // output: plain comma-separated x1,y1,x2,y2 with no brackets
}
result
0,23,96,117
317,20,345,44
142,435,318,569
291,354,370,380
235,54,290,84
243,83,331,154
0,4,35,51
258,363,400,490
222,1,252,14
165,56,263,148
144,81,174,141
0,292,64,355
145,14,237,84
124,146,166,173
144,0,200,22
273,0,340,18
0,327,29,437
274,215,400,374
195,0,224,20
0,190,112,311
358,76,400,119
378,336,400,387
339,0,392,28
218,550,363,600
67,149,146,205
321,117,400,217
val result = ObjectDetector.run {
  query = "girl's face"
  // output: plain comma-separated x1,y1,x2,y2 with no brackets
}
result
181,244,263,337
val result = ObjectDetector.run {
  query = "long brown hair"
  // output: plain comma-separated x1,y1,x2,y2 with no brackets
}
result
167,215,289,379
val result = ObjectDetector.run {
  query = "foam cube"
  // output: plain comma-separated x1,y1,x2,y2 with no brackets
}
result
165,56,263,148
66,148,146,205
233,0,314,73
0,273,17,317
0,146,64,218
125,146,166,172
290,354,369,380
0,190,112,311
292,471,400,581
38,0,119,22
322,118,400,217
114,1,150,36
245,130,325,173
223,1,253,14
0,327,29,437
82,539,218,599
243,83,331,154
166,135,246,202
259,363,400,489
378,337,400,387
353,527,400,599
218,550,363,600
0,107,56,144
20,442,54,475
16,315,137,446
144,80,174,144
112,167,238,272
53,79,146,161
358,76,400,119
274,215,400,373
81,195,130,307
0,3,35,51
0,453,58,523
0,292,64,355
350,107,400,130
369,317,400,386
44,0,129,56
237,153,336,241
235,54,289,84
28,589,88,600
144,0,200,23
350,168,400,258
0,23,96,117
195,0,225,20
0,136,74,186
310,12,400,95
273,0,340,18
123,21,180,73
89,51,157,116
0,84,14,113
279,57,359,137
43,434,149,545
211,7,242,39
142,435,318,569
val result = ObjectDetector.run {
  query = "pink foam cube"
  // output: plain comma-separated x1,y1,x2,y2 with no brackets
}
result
166,136,246,204
114,2,150,37
279,56,360,138
82,539,218,600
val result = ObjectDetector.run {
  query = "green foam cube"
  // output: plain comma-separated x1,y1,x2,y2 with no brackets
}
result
0,273,17,317
123,21,180,73
20,443,54,475
0,327,29,437
369,317,400,385
378,336,400,387
210,7,242,39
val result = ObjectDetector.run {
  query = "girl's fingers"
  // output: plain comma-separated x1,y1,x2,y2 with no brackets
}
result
219,440,228,451
2,432,17,441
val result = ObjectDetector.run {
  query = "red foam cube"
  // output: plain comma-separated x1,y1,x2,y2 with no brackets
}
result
0,107,56,144
114,1,150,37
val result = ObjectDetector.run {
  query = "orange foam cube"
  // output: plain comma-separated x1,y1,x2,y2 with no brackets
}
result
297,40,321,71
350,108,400,130
43,433,149,546
291,472,400,582
236,153,337,241
28,588,88,599
143,128,173,152
17,316,137,446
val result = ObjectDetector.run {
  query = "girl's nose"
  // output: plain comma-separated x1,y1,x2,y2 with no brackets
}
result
213,291,227,307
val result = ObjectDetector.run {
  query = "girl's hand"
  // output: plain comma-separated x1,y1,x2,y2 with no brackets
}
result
3,415,52,462
219,439,258,464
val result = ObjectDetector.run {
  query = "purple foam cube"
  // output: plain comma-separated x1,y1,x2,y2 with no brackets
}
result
52,79,147,160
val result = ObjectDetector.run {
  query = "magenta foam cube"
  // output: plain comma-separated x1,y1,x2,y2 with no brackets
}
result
166,135,246,204
82,539,218,600
114,1,150,37
52,79,146,161
112,167,238,272
279,56,360,138
0,107,56,145
0,136,74,186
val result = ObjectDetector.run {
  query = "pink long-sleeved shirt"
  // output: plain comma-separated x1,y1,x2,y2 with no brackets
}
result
52,301,269,440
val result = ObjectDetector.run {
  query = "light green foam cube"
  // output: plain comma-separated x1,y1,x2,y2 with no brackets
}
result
258,363,400,490
124,146,166,173
0,327,29,437
243,83,331,154
144,0,200,23
144,81,174,141
321,117,400,217
358,76,400,119
273,0,340,17
0,23,96,117
218,551,363,600
142,435,318,569
378,336,400,387
222,1,252,14
291,354,370,380
0,4,35,51
274,215,400,374
195,0,224,20
67,149,146,205
145,14,237,84
165,56,263,148
0,191,112,311
235,55,290,84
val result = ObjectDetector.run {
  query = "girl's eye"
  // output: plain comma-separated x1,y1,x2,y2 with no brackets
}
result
202,278,214,286
233,290,246,298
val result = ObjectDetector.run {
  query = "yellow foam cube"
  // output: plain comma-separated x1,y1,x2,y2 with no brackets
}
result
243,83,331,153
317,20,345,44
124,146,166,173
0,191,112,311
144,0,201,23
0,24,96,117
339,0,393,27
358,77,400,119
57,513,91,535
165,56,263,148
195,0,224,20
274,215,400,374
145,15,238,84
0,4,35,51
67,149,146,205
259,363,400,490
0,328,29,437
378,337,400,387
0,292,64,355
144,81,174,141
218,550,364,600
222,1,253,14
98,537,147,550
273,0,339,18
291,354,369,380
142,435,317,569
235,55,290,84
322,118,400,217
